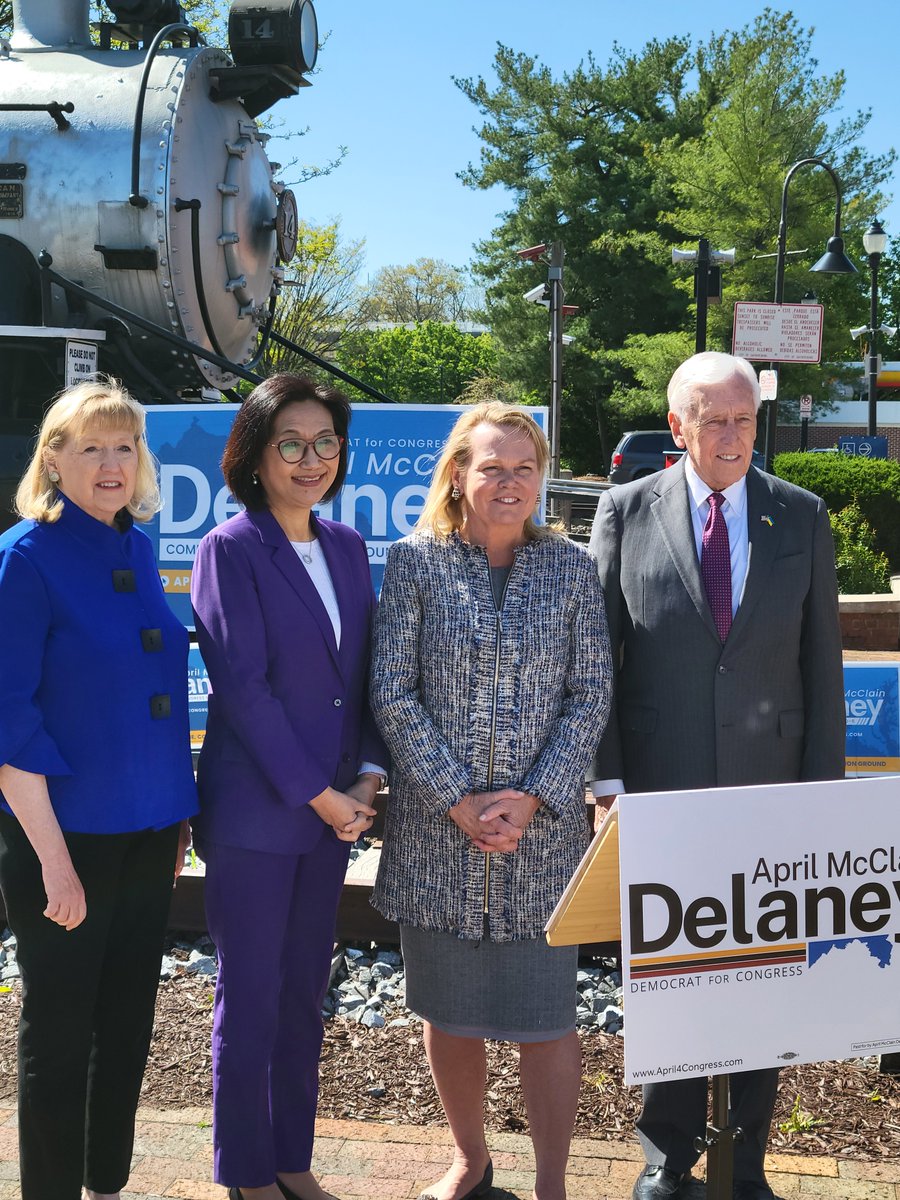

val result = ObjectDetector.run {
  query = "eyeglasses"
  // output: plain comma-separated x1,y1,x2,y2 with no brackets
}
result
267,435,344,464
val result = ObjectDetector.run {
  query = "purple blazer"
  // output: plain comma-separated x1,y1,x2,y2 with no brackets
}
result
190,508,385,855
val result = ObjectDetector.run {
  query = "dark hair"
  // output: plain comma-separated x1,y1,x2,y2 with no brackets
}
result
222,374,352,510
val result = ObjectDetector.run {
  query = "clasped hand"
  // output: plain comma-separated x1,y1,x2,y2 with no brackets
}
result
449,789,540,853
309,783,377,843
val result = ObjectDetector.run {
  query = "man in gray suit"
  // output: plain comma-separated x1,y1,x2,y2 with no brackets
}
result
590,351,845,1200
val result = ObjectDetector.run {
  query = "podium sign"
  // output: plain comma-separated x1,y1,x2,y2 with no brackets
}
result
618,776,900,1084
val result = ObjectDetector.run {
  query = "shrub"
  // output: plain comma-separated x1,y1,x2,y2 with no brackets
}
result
774,453,900,569
830,504,892,594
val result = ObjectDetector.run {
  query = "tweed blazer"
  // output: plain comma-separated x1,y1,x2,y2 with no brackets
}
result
370,530,612,941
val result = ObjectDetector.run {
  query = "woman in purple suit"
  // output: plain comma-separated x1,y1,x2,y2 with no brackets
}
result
191,375,385,1200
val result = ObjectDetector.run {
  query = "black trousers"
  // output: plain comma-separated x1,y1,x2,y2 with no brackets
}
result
637,1068,780,1185
0,812,180,1200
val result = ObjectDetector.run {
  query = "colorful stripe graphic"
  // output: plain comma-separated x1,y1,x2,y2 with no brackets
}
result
630,942,807,979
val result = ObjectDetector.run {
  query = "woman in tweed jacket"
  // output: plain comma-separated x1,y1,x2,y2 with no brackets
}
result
371,402,612,1200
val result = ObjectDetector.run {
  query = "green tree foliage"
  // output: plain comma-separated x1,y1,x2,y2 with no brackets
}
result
829,503,891,594
607,331,695,422
335,323,497,405
456,37,706,471
654,10,893,410
261,219,365,376
0,3,222,39
458,11,895,470
874,234,900,367
359,259,474,324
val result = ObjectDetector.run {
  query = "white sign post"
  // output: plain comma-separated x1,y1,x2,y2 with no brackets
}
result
618,776,900,1084
732,301,825,363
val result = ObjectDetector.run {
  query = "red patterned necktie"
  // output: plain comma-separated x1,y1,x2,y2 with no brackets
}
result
701,492,732,642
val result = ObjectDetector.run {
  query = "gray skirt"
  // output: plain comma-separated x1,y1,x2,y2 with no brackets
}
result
400,924,578,1043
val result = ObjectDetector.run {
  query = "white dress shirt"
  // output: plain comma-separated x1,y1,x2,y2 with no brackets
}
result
683,456,750,618
291,538,386,783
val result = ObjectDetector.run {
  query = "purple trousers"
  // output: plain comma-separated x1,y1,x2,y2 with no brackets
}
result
203,831,350,1187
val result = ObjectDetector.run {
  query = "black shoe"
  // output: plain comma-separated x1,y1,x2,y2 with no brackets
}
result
416,1161,494,1200
228,1190,243,1200
733,1185,780,1200
632,1165,688,1199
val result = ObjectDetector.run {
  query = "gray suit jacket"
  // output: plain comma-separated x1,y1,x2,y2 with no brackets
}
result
590,460,845,791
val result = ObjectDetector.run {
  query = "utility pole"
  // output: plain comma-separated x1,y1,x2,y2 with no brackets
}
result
548,241,565,481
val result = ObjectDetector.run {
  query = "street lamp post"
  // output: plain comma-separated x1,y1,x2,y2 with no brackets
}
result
764,158,857,471
862,219,888,436
517,241,578,490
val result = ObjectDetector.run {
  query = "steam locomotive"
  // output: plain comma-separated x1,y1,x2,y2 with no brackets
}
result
0,0,320,519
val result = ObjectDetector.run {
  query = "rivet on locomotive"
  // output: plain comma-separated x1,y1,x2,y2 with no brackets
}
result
0,0,319,521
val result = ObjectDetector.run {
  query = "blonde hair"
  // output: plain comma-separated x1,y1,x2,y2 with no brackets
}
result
416,401,556,541
15,379,161,523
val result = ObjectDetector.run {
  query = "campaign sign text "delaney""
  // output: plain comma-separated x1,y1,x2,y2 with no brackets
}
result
618,777,900,1084
144,404,548,627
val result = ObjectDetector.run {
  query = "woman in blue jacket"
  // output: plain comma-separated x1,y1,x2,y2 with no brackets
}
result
0,380,197,1200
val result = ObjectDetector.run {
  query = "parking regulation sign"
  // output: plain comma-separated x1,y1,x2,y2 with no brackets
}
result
732,301,824,363
799,394,813,417
758,369,778,401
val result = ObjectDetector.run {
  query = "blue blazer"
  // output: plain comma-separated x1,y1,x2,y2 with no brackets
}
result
190,508,385,855
0,497,197,834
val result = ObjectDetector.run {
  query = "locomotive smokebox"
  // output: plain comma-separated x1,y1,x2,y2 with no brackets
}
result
0,1,309,397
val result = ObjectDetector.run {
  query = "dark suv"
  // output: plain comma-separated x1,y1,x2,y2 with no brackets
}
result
608,430,764,483
607,431,681,483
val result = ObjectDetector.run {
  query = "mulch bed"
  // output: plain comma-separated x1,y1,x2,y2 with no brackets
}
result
1,974,899,1161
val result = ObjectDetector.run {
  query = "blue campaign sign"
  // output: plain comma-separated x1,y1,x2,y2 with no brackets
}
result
145,403,548,626
843,662,900,776
183,610,899,763
187,645,210,749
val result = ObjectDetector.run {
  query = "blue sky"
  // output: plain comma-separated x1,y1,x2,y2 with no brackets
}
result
274,0,899,282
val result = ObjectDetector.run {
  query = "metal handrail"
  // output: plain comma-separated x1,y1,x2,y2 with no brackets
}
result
546,477,611,498
34,253,396,402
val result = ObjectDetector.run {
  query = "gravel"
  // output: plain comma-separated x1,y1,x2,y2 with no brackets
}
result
0,931,898,1161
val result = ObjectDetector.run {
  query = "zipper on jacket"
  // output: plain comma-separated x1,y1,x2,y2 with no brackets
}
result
482,558,514,926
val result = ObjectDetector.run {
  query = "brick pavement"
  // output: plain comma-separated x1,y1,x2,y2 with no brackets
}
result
0,1105,897,1200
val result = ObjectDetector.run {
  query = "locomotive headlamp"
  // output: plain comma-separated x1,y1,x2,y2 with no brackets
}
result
228,0,318,76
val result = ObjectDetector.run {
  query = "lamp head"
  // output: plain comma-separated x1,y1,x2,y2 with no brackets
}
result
810,236,858,275
863,219,888,257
